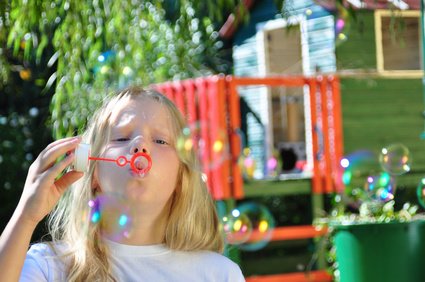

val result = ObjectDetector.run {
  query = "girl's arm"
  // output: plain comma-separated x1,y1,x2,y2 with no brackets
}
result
0,137,83,281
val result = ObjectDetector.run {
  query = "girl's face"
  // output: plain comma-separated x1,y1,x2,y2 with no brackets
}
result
94,95,180,212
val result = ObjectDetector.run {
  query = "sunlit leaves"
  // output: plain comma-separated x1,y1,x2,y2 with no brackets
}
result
0,0,246,138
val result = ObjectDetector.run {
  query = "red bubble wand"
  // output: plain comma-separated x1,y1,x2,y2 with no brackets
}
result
74,144,152,174
89,152,152,174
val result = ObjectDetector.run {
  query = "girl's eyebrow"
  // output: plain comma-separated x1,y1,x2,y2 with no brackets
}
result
152,127,173,138
110,123,172,138
110,124,131,134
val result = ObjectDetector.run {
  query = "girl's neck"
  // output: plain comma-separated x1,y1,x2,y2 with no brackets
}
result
102,203,170,246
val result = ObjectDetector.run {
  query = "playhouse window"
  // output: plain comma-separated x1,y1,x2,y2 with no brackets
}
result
375,10,421,74
271,87,306,174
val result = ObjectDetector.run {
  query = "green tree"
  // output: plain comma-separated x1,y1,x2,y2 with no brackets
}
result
0,0,247,138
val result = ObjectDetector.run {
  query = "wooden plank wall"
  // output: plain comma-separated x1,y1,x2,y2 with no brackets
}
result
340,77,425,188
336,10,425,190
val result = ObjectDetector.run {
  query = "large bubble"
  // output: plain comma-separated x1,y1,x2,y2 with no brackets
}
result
88,194,133,241
221,209,253,245
176,121,230,172
340,150,381,207
235,202,276,251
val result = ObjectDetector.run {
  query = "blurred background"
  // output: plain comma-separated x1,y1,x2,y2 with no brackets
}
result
2,0,425,281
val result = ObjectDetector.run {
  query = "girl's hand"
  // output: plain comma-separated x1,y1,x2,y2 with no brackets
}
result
17,136,84,225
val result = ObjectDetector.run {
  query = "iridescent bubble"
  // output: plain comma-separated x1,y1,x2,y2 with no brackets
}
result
266,157,278,177
176,122,230,172
379,144,411,175
335,6,350,46
236,202,276,251
221,209,252,245
364,172,396,202
89,199,101,223
335,18,345,34
337,33,348,42
238,148,256,180
88,195,133,240
416,177,425,209
341,150,381,207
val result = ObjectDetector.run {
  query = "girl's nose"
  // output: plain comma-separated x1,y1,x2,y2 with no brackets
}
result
130,136,149,154
133,147,148,154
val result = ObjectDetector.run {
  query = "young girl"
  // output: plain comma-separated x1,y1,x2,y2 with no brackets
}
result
0,86,245,281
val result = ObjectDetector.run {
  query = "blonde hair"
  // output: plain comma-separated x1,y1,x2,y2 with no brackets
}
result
47,86,224,281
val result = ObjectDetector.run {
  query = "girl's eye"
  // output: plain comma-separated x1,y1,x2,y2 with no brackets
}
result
114,138,130,142
154,139,169,145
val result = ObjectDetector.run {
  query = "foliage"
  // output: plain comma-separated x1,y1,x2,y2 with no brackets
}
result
316,197,421,227
0,0,249,138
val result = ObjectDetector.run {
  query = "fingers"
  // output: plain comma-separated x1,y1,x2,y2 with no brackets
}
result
44,136,80,152
38,137,81,172
54,171,84,194
44,152,77,183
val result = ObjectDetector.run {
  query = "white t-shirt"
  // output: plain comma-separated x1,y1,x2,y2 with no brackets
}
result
19,241,245,282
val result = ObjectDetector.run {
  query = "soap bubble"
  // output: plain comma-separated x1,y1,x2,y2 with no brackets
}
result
236,202,276,251
379,144,411,175
340,150,381,207
335,5,351,46
88,195,133,240
364,172,396,202
266,156,279,177
176,121,230,172
239,147,256,180
221,209,252,245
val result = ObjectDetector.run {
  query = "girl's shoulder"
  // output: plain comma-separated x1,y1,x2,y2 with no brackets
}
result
27,241,70,258
21,242,69,282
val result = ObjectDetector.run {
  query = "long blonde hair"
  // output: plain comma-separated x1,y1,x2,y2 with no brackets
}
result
47,86,224,281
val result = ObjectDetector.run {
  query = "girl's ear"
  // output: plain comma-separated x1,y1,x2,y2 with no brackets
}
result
91,166,102,193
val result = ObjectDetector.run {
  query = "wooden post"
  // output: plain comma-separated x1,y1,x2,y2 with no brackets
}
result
308,78,323,194
226,76,244,199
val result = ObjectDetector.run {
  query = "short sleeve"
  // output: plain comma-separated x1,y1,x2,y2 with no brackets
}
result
19,244,49,282
19,243,66,282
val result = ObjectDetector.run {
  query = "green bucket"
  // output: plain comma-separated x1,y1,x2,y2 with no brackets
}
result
333,220,425,282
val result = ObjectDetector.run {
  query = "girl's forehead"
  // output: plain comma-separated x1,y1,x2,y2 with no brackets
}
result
109,96,172,126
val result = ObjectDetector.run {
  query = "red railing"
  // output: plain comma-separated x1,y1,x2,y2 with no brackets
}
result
154,75,344,198
245,271,332,282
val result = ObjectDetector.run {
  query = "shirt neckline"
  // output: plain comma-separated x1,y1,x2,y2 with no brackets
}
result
105,239,171,257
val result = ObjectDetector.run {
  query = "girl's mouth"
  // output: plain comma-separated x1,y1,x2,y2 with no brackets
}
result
129,152,152,176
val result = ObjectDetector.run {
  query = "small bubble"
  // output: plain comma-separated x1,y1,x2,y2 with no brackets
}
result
379,144,411,175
